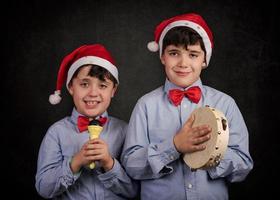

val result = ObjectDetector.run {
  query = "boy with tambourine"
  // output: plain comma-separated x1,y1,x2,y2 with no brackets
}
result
121,13,253,200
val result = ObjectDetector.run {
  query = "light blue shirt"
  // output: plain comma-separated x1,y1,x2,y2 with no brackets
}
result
35,108,138,200
121,78,253,200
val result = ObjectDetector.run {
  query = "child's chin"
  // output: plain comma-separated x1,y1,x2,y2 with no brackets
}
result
85,110,105,118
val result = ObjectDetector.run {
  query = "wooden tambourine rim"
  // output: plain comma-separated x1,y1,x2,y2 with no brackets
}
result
183,106,229,170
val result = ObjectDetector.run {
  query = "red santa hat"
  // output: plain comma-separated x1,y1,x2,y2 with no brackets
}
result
49,44,119,105
147,13,213,66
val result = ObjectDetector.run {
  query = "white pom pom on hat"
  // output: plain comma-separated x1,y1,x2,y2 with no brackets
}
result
147,13,214,66
49,91,62,105
147,41,159,52
49,44,119,105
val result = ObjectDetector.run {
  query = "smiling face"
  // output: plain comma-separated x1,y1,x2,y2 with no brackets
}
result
160,44,206,88
68,65,117,118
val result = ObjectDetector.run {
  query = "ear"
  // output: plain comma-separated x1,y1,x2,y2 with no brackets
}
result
68,84,74,96
160,55,166,65
111,85,118,98
202,62,207,68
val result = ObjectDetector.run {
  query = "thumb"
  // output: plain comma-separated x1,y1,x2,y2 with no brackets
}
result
184,114,195,129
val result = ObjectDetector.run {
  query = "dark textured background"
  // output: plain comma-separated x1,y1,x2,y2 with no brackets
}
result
3,0,279,199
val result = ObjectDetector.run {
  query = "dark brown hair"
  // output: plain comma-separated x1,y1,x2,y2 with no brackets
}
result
69,64,118,87
162,26,206,56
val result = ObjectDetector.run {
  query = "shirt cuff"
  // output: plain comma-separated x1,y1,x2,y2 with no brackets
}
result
67,157,81,181
149,136,180,174
97,158,121,188
97,158,119,179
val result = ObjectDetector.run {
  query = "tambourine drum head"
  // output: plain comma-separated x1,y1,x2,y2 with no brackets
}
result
183,106,228,169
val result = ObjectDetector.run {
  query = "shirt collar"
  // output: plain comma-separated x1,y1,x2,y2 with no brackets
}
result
163,78,203,93
70,108,108,126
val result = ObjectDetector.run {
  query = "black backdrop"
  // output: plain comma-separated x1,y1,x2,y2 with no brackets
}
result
3,0,279,199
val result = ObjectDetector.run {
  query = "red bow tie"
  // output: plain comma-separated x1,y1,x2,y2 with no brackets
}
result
77,115,107,132
168,86,201,106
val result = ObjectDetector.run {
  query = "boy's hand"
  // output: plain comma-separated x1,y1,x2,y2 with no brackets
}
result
88,138,114,171
70,139,114,173
173,114,211,154
70,141,95,173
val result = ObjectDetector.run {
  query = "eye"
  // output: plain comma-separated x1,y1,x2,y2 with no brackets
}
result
99,83,108,89
189,53,198,58
168,51,179,56
80,82,89,88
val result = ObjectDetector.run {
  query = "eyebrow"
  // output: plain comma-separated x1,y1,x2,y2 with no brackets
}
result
185,46,203,53
188,49,202,54
102,79,113,86
77,77,112,85
167,48,180,52
76,77,90,81
167,48,202,54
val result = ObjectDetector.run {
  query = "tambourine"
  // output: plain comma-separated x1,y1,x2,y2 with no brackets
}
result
183,106,229,170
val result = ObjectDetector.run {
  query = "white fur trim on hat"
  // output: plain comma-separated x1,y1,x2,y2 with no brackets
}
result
158,20,212,65
147,41,159,52
66,56,119,88
49,90,62,105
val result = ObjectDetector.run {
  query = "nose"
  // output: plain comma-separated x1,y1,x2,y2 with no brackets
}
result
179,54,190,68
88,85,99,97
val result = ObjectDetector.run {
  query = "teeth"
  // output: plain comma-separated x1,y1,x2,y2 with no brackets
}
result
86,101,98,105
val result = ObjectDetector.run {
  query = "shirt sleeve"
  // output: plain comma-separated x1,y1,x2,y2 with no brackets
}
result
121,100,181,180
35,129,80,198
97,158,139,198
207,99,254,182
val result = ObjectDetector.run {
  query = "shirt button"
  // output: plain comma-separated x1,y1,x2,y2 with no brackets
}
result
183,104,187,108
170,155,174,160
188,184,192,189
